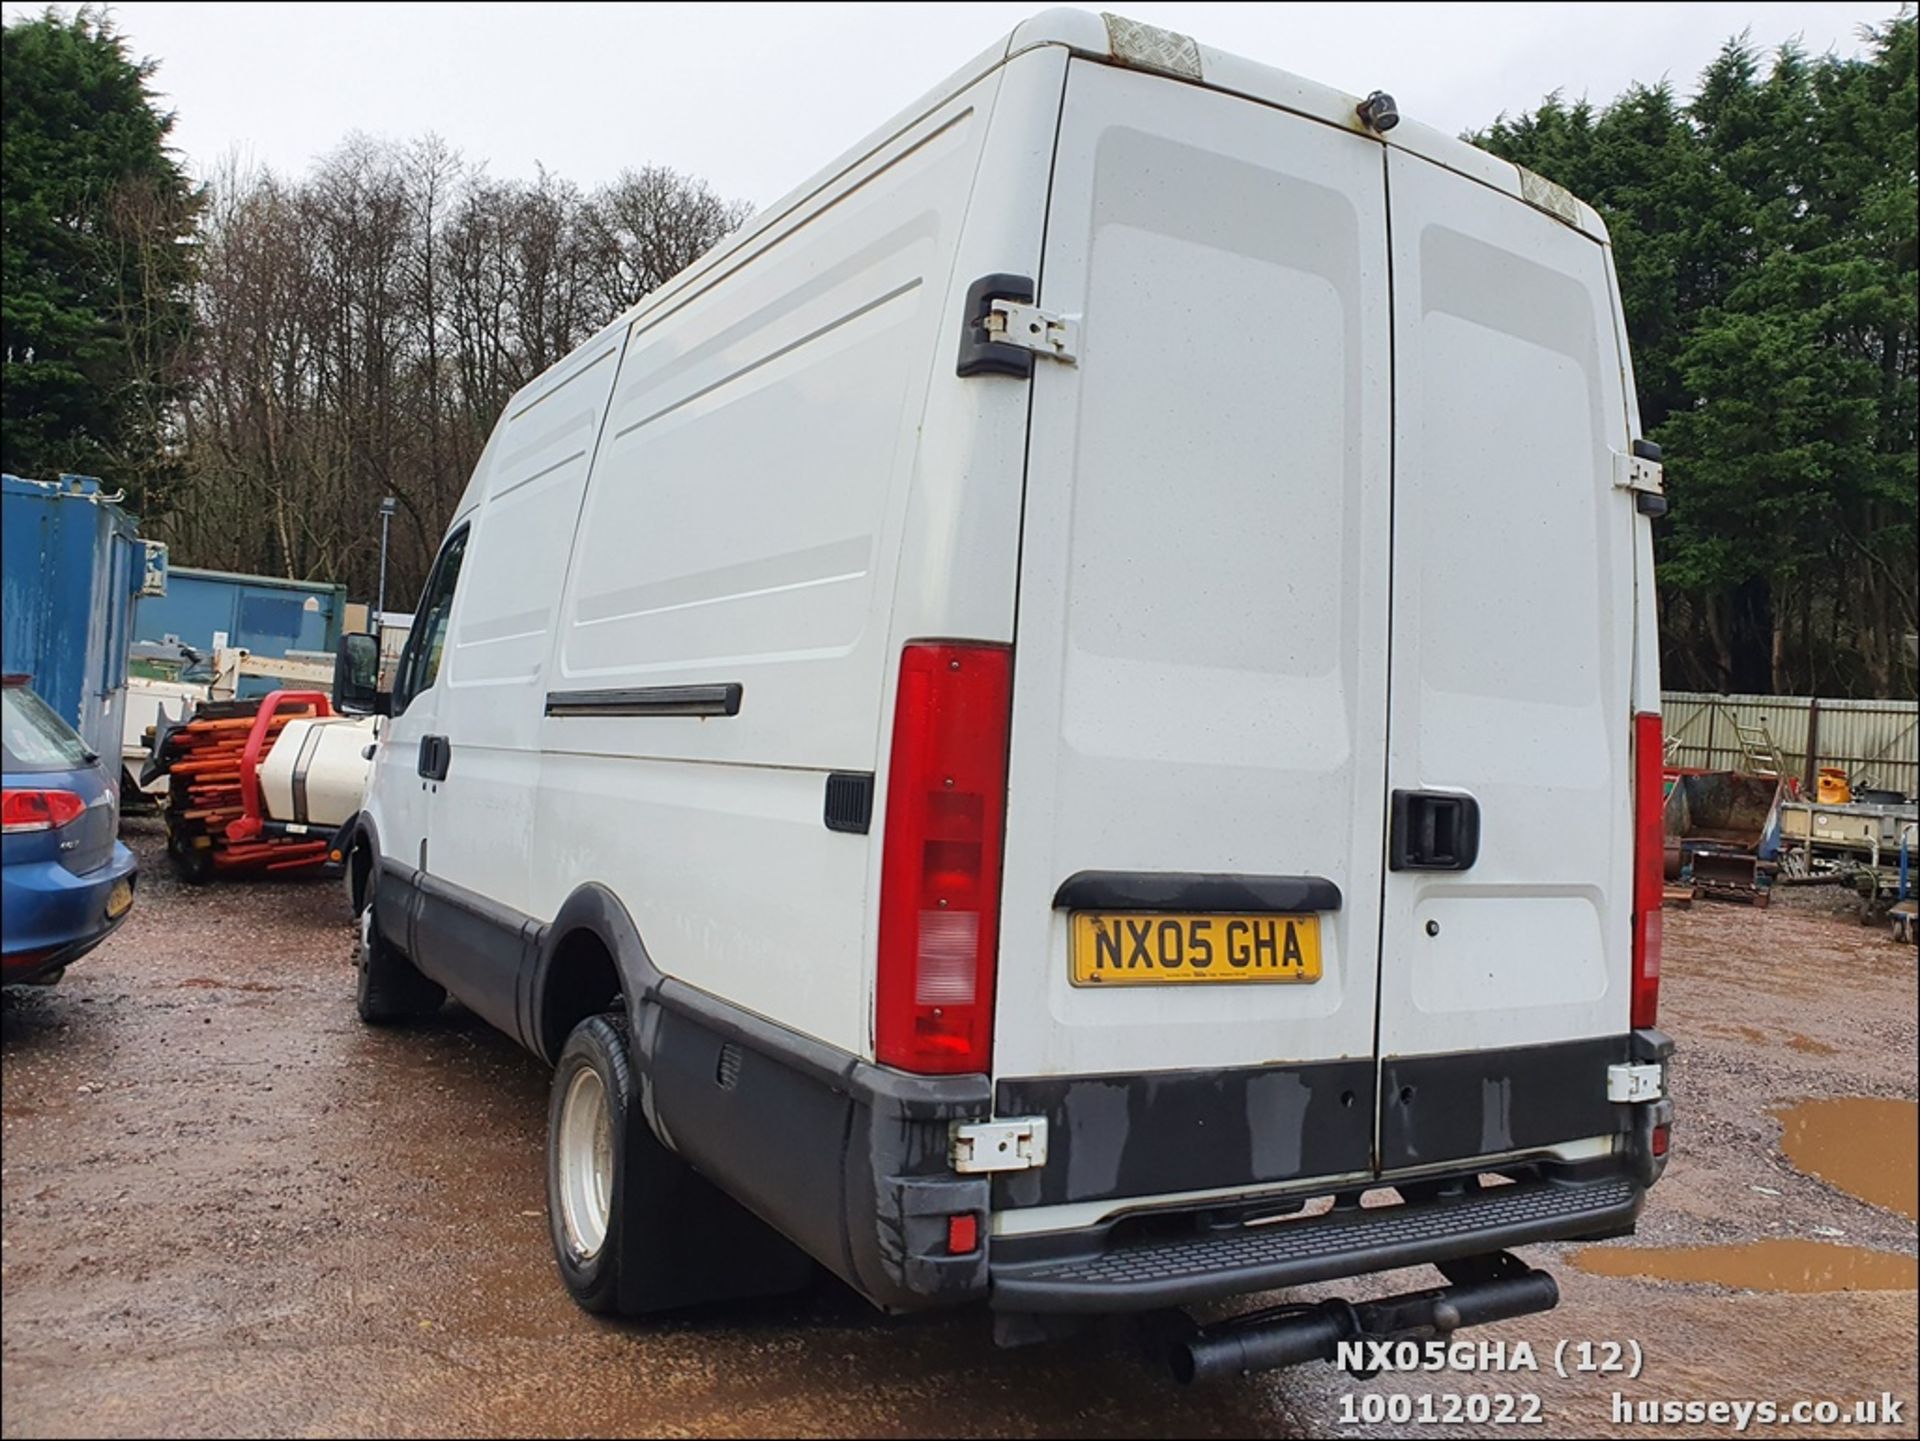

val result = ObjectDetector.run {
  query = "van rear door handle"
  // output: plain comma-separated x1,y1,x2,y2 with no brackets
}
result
1389,790,1480,871
417,735,450,782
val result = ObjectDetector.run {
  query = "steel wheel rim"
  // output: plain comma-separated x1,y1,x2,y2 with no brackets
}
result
558,1066,614,1260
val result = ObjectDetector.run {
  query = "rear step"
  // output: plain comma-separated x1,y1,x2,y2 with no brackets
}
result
992,1174,1640,1313
1170,1252,1559,1383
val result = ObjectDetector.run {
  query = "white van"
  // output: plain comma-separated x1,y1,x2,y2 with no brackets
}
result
334,9,1674,1377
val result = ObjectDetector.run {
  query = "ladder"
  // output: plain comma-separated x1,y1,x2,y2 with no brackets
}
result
1731,715,1785,778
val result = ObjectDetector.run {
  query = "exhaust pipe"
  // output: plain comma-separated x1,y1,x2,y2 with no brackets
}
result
1171,1260,1560,1384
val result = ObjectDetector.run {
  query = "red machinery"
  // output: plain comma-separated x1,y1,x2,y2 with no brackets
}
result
151,691,336,881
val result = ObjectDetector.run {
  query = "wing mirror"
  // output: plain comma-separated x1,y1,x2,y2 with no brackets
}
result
333,632,390,716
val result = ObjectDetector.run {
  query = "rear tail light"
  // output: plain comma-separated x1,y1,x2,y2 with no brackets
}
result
1631,712,1665,1028
2,788,87,834
875,642,1012,1075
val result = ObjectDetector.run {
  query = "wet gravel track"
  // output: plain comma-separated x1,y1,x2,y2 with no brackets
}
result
3,816,1914,1438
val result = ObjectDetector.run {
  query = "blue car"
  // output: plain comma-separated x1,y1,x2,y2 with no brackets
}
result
2,678,138,984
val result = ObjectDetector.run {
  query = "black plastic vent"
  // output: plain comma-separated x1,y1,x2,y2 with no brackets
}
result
715,1042,741,1091
824,772,875,834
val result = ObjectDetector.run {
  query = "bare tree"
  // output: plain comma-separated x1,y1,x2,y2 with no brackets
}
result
157,138,751,607
585,165,752,312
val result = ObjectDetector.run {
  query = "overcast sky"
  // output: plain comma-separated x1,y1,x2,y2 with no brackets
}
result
17,2,1900,205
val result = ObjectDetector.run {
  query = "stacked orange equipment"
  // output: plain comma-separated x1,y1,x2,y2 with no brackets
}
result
154,691,335,881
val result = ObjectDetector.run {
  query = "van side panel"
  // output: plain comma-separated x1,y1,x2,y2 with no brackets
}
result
531,67,1009,1056
549,81,1002,768
434,339,625,922
1373,150,1636,1077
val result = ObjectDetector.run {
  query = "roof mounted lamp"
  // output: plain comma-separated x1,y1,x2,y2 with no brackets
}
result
1357,91,1400,133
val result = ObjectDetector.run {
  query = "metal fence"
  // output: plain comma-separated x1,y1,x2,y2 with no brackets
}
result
1662,692,1919,798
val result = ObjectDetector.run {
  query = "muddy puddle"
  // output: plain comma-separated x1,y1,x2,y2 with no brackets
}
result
1571,1238,1916,1293
1573,1095,1919,1295
1776,1097,1918,1220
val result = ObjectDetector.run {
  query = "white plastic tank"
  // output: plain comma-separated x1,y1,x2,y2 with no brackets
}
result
256,715,377,829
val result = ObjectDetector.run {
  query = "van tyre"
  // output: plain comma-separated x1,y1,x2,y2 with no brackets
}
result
546,1012,816,1317
354,903,444,1024
547,1014,638,1313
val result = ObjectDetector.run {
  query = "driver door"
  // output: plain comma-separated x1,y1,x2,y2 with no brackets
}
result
374,526,469,915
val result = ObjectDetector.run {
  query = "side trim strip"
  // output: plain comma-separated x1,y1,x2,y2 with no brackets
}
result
543,682,743,718
1053,871,1343,914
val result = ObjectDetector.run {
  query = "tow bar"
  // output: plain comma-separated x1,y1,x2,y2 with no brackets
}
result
1169,1252,1559,1384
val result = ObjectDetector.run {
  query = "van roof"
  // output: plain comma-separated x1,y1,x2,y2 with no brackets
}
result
460,8,1607,524
1008,9,1605,239
669,6,1610,320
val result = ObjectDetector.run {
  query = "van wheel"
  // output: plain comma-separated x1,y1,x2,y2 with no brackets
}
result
354,903,444,1024
548,1014,635,1313
546,1013,817,1317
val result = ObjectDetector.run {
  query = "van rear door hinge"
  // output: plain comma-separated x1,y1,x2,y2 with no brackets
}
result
1613,439,1667,517
951,1117,1049,1174
984,299,1079,364
956,273,1078,377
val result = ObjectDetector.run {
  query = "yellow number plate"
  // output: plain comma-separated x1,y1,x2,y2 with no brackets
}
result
1070,912,1321,986
105,879,133,920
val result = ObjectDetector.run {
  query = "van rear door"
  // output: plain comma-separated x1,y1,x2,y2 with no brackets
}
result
991,59,1393,1210
1371,150,1639,1171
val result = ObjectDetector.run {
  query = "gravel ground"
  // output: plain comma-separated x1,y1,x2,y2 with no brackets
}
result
2,816,1915,1439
